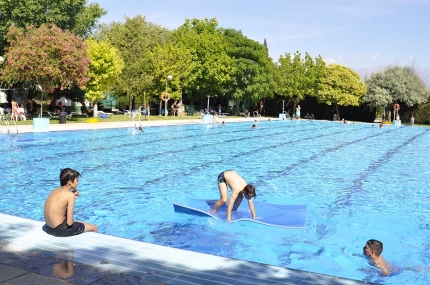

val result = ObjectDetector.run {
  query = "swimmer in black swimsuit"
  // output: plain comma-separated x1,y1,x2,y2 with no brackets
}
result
211,170,257,221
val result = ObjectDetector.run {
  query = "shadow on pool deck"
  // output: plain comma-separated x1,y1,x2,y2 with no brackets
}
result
0,213,380,285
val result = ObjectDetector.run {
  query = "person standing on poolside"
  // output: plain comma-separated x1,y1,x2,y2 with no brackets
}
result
11,98,18,118
363,239,392,276
44,168,98,237
410,115,414,127
210,170,257,221
296,104,301,119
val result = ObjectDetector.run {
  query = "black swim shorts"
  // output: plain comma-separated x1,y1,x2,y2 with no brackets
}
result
218,172,226,184
45,219,85,237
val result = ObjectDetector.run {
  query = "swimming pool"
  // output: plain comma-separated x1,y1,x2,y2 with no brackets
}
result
1,120,429,284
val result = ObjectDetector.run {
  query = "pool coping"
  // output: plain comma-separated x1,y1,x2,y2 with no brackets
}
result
0,213,378,285
1,117,378,284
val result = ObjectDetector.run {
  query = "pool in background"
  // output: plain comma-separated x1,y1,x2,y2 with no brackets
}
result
1,120,429,284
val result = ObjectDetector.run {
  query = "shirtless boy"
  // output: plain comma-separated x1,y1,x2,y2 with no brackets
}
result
363,239,392,275
210,170,257,221
44,168,98,237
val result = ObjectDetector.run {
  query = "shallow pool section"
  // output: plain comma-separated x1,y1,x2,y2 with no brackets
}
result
1,120,430,284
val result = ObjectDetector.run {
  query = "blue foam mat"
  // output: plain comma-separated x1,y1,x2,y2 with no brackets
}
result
173,198,307,228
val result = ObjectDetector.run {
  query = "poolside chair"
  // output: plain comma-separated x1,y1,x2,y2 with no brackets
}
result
111,108,123,114
97,111,113,117
124,109,136,118
47,111,59,118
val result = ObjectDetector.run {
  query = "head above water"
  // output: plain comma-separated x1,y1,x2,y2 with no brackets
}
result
242,184,256,199
363,239,383,257
59,168,81,186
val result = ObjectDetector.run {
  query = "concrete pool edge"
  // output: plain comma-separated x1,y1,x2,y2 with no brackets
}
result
0,213,378,285
10,116,261,134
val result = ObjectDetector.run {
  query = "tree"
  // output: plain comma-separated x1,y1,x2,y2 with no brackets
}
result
317,64,366,119
276,51,325,113
0,0,107,55
223,28,277,114
362,65,429,109
1,24,90,94
101,15,170,110
173,18,235,103
84,39,124,117
148,42,197,114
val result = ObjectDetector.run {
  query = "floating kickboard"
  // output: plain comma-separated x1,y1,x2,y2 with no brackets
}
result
173,198,307,228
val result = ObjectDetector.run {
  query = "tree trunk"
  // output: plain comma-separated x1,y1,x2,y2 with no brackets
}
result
235,100,240,115
129,96,133,113
92,101,98,118
79,100,91,116
335,103,339,121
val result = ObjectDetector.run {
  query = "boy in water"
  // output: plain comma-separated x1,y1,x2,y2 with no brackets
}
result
210,170,257,221
44,168,98,237
363,239,392,275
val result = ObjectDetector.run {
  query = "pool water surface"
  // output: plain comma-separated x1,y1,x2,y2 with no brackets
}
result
1,120,429,284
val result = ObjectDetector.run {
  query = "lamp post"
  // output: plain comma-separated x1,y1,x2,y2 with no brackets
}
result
206,95,210,114
0,56,4,106
0,56,4,90
37,84,43,118
282,100,285,114
165,75,172,117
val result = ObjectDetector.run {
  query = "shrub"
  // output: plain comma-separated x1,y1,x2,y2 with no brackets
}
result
414,103,430,125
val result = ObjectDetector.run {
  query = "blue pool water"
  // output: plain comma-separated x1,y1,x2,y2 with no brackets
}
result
1,120,429,284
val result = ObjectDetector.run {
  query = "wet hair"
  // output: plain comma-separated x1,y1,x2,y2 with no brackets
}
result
59,168,81,186
367,239,383,256
243,184,257,198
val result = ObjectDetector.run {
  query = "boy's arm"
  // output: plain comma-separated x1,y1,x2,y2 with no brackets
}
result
247,199,256,219
66,193,75,226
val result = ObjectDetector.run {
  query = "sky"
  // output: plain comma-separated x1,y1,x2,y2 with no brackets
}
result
95,0,430,70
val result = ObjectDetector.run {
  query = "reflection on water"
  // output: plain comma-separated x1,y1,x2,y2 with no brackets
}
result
52,258,75,279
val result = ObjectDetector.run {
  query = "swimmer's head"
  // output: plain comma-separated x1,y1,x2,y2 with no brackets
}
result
363,239,383,257
242,184,256,199
59,168,81,186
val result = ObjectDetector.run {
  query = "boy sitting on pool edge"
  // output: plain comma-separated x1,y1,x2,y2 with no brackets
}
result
210,170,257,221
44,168,98,237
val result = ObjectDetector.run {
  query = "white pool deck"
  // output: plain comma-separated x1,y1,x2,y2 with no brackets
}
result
1,117,377,285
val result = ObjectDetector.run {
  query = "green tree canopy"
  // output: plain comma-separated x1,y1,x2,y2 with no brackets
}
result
84,39,124,116
1,24,90,93
173,18,235,102
276,51,325,111
148,42,196,101
0,0,107,55
222,28,277,114
362,65,429,108
317,64,366,118
101,15,169,109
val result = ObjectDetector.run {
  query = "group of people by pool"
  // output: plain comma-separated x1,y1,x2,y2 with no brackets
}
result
43,167,394,276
